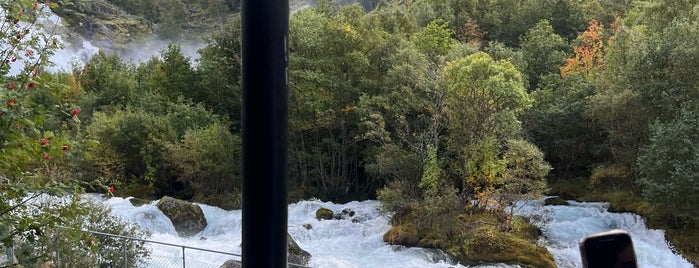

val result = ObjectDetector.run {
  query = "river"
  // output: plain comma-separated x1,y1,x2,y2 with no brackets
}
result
96,196,692,268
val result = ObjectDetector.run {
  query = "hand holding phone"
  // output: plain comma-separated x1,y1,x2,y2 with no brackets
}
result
579,229,638,268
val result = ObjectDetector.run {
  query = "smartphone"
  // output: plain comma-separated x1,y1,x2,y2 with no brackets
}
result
579,229,638,268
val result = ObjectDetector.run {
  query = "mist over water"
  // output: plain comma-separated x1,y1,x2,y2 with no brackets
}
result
14,5,206,75
94,195,692,268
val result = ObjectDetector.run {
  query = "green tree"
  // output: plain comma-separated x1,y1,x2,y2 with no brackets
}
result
442,52,530,146
0,2,143,266
519,20,569,91
78,52,139,112
197,14,242,130
86,109,176,188
288,5,382,200
626,0,699,31
151,44,199,102
462,136,505,205
522,74,600,176
638,108,699,226
165,122,242,209
499,138,550,212
589,17,698,167
412,19,455,59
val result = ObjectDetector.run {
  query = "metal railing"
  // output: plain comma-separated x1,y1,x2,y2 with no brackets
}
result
83,229,309,268
86,229,239,268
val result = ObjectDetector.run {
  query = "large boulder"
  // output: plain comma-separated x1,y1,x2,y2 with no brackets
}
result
156,196,207,237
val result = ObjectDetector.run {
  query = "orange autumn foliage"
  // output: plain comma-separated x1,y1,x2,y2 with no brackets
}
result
561,20,606,79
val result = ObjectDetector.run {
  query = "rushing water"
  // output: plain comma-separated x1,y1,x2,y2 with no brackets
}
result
522,200,693,268
96,196,692,268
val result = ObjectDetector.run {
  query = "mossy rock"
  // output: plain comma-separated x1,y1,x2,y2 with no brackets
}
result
156,196,207,237
460,227,555,268
315,207,333,221
383,224,419,247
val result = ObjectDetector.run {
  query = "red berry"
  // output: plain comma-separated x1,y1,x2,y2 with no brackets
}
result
43,153,50,160
41,138,48,146
7,98,15,108
62,145,69,151
71,108,80,116
16,33,23,39
28,82,35,88
8,83,16,90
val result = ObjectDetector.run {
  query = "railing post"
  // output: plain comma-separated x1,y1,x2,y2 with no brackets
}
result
182,246,186,268
122,238,127,268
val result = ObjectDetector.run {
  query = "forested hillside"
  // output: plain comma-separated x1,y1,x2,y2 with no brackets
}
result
1,0,698,266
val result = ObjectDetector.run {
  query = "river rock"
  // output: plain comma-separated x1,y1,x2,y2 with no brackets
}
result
315,207,333,220
544,196,569,206
156,196,207,237
219,260,241,268
219,234,311,267
288,233,312,266
335,208,356,219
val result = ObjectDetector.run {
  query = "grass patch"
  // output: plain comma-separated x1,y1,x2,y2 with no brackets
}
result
384,208,555,267
461,225,555,268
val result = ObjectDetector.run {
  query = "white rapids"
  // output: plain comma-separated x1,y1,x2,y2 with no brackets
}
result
96,196,692,268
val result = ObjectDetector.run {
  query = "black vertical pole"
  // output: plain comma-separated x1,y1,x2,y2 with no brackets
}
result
241,0,288,267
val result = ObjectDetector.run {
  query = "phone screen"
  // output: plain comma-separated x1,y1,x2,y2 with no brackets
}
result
581,231,637,268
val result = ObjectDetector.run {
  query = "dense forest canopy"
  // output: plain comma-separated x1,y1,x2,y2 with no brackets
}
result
1,0,699,265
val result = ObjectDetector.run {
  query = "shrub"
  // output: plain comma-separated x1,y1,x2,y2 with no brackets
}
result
11,197,150,268
165,122,242,206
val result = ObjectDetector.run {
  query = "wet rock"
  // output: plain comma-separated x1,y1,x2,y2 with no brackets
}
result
219,259,241,268
156,196,207,237
544,196,569,206
288,233,312,266
315,207,333,221
128,197,150,207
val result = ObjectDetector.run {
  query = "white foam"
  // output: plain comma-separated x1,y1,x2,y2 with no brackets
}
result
95,194,692,268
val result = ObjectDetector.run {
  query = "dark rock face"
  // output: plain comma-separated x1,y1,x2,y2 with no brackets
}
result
219,234,311,267
288,233,312,266
315,207,333,221
156,196,207,237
